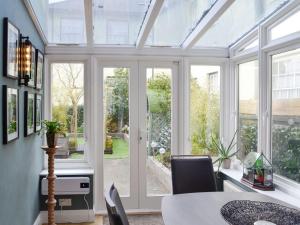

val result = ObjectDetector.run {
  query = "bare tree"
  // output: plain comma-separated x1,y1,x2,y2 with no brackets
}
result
56,64,84,145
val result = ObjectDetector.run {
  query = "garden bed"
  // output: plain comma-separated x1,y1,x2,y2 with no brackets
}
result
147,156,172,192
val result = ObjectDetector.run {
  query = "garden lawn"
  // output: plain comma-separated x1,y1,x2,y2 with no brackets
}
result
104,138,129,159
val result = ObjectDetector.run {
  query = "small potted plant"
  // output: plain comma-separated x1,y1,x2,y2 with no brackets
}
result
40,120,65,148
212,130,239,172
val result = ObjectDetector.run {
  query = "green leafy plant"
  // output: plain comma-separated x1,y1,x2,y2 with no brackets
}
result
40,120,65,136
212,130,239,172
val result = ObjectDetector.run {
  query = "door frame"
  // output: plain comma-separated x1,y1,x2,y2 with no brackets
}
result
138,61,179,209
95,59,140,210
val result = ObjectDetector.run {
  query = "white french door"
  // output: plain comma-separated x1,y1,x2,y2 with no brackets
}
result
97,59,178,210
138,61,179,209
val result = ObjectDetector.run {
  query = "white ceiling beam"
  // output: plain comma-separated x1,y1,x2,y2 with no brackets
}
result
182,0,235,50
84,0,94,47
136,0,164,49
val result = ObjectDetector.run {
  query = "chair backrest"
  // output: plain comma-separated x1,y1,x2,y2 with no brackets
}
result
105,184,129,225
171,155,217,194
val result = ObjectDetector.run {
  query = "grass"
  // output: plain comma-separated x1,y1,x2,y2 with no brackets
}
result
104,138,129,159
69,138,129,159
69,152,84,159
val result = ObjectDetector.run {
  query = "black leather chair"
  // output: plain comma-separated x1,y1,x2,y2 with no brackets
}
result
171,155,217,194
105,184,130,225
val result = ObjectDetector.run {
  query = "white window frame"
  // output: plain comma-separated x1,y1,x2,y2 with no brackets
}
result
233,57,260,157
44,55,92,169
228,0,300,195
183,57,229,154
266,43,300,196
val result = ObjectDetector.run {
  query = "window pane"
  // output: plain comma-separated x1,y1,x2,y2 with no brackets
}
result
238,60,259,159
145,0,216,47
189,65,220,157
146,68,172,196
238,38,259,53
51,63,85,159
270,10,300,41
272,48,300,183
93,0,151,45
103,68,130,196
195,0,289,47
48,0,86,44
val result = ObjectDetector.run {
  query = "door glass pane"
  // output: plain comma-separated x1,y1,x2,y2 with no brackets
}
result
238,60,259,159
146,68,172,196
272,48,300,183
103,68,130,196
51,63,85,160
189,65,220,158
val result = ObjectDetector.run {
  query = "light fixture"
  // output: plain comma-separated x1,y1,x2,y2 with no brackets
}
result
19,35,32,86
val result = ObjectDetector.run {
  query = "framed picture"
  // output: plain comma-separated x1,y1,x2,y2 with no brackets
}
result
28,45,36,87
24,91,35,136
3,18,20,79
3,85,19,144
34,94,42,132
35,49,43,90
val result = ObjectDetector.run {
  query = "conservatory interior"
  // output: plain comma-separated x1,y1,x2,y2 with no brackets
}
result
1,0,300,224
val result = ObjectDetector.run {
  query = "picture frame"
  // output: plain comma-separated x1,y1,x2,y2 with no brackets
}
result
3,85,19,144
35,49,44,90
24,91,35,136
3,18,20,79
34,94,42,132
27,45,36,88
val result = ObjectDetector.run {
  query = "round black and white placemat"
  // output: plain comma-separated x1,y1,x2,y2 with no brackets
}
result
220,200,300,225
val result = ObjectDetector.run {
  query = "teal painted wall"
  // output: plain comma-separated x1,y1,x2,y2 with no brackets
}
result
0,0,44,224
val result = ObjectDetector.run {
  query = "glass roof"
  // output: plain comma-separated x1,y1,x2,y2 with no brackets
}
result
93,0,151,45
195,0,290,48
145,0,216,47
28,0,291,48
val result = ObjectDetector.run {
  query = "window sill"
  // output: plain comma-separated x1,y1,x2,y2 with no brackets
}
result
219,167,300,209
40,168,94,176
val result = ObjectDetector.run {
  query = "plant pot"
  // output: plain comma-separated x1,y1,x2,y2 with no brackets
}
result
222,158,231,169
46,132,58,148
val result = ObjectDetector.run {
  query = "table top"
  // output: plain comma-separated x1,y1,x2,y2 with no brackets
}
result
162,192,299,225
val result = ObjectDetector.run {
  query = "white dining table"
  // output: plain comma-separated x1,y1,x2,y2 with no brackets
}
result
162,192,299,225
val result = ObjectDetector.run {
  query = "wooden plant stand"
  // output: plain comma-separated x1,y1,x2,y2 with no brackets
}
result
42,146,61,225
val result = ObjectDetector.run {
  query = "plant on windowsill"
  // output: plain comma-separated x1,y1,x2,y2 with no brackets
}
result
212,130,240,172
40,120,65,148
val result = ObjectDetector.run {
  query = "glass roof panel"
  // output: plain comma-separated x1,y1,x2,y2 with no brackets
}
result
48,0,86,44
93,0,151,45
195,0,290,47
145,0,216,47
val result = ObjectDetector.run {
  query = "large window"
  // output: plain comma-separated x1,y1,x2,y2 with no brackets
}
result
272,48,300,183
238,60,259,159
51,63,85,160
189,65,220,156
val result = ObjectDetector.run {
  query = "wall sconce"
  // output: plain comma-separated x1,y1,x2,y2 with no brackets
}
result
19,35,32,86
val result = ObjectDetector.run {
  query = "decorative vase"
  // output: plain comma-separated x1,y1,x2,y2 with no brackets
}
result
222,158,231,169
46,132,57,148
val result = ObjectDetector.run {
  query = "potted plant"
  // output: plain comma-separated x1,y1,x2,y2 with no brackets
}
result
40,120,65,148
212,130,239,172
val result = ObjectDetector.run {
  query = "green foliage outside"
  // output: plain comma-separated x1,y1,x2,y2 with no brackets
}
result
190,77,220,156
147,73,172,167
8,121,17,134
238,117,258,159
104,138,129,159
105,68,129,133
272,125,300,183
